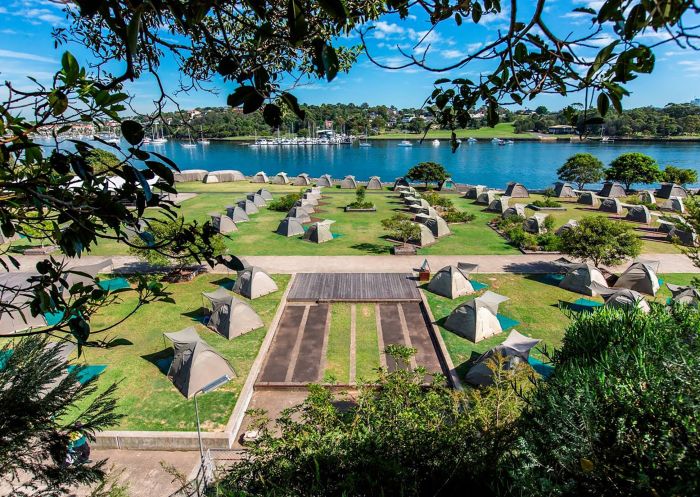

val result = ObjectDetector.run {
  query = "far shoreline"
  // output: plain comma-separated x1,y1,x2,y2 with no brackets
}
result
211,135,700,143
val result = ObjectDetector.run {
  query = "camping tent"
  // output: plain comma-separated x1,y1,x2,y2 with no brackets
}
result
252,171,269,183
599,197,623,214
271,172,290,184
340,175,358,189
475,191,497,205
668,197,686,213
63,259,114,288
667,226,697,246
202,287,263,339
502,204,526,219
598,182,626,198
211,213,237,234
523,214,548,234
294,173,311,186
444,291,510,343
411,224,435,247
237,199,259,214
625,205,651,223
559,263,609,296
246,193,266,207
577,192,600,207
640,190,656,204
233,267,278,299
465,329,540,386
393,177,410,190
656,183,688,199
589,283,651,313
203,170,245,183
317,174,333,187
287,207,311,222
300,194,319,206
439,178,456,191
555,219,578,236
487,196,510,213
613,261,660,295
425,216,451,238
257,189,274,201
276,217,306,237
553,182,577,198
464,185,486,199
0,271,47,334
427,264,479,299
294,200,315,213
666,283,700,306
409,199,431,213
174,169,208,182
303,221,334,243
226,205,250,223
163,327,236,399
504,182,529,198
367,176,383,190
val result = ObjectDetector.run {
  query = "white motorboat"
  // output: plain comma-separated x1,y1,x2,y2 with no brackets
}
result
398,140,413,147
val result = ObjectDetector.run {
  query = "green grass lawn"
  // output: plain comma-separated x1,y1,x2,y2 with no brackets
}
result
371,123,538,140
426,273,694,380
324,304,352,383
355,303,381,381
70,273,290,431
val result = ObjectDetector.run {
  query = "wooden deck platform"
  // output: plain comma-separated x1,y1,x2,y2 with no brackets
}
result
288,273,421,302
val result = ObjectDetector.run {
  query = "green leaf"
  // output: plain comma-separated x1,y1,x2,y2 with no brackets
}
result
318,0,348,22
242,91,265,114
227,86,256,108
48,91,68,117
322,44,339,81
288,0,308,44
121,120,145,146
596,93,609,117
471,2,482,23
145,160,174,185
281,92,306,120
217,56,240,77
262,103,283,128
126,9,142,56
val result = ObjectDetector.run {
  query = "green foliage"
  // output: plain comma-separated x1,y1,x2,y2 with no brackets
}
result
268,192,302,211
559,215,641,266
606,152,660,189
347,186,374,209
381,213,420,244
557,153,605,189
661,165,698,185
406,162,449,188
441,210,476,223
421,190,454,209
543,214,555,232
542,187,556,198
85,148,121,174
531,198,562,208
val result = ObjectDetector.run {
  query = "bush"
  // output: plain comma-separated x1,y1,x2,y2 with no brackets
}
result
441,210,476,223
381,213,420,244
560,215,641,267
421,190,453,209
535,232,561,251
543,215,555,232
347,186,374,209
268,192,302,211
531,198,562,208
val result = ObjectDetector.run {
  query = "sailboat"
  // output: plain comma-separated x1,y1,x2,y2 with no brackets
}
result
432,139,440,146
182,128,197,148
397,131,413,147
152,122,168,144
359,126,371,147
198,126,210,145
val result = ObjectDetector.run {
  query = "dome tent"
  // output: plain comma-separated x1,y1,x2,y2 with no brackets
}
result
598,181,626,198
639,190,656,204
317,174,333,187
425,216,451,238
276,217,305,237
287,207,311,223
367,176,383,190
666,283,700,306
257,189,274,201
523,213,548,234
613,261,660,295
667,226,697,246
202,287,263,339
226,205,250,223
553,182,577,198
504,182,529,198
233,267,278,299
246,192,266,207
465,329,540,386
237,199,259,214
656,183,687,199
409,199,431,213
555,219,578,236
557,261,609,296
303,220,335,243
300,194,319,206
294,199,315,213
475,191,497,205
487,196,510,214
577,192,600,207
411,224,436,247
163,327,236,399
599,197,623,214
503,204,526,219
210,213,237,234
439,178,456,191
444,291,510,343
625,205,651,223
589,282,650,313
464,185,486,199
294,173,311,186
393,177,410,190
252,171,269,183
203,170,245,183
271,172,290,184
427,263,480,299
174,169,208,182
340,175,358,189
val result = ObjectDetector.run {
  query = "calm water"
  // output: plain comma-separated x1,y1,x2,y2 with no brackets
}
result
88,139,700,188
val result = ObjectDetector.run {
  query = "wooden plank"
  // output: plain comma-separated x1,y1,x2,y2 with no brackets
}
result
288,273,420,302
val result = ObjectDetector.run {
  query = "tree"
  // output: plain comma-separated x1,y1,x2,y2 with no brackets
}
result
661,165,698,185
85,149,122,175
381,214,421,245
1,336,122,495
535,106,548,115
406,162,449,189
606,152,660,190
556,153,605,189
559,216,641,267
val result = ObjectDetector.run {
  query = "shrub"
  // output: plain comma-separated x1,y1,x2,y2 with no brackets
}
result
347,186,374,209
543,215,555,232
268,192,302,211
421,190,453,209
381,213,420,244
442,210,476,223
531,198,562,208
535,232,561,251
559,215,641,267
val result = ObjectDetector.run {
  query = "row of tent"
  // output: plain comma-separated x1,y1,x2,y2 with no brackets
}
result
175,169,385,189
210,189,274,235
555,259,661,296
275,188,337,242
396,186,452,246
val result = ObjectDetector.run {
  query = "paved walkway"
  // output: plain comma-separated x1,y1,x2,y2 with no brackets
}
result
7,253,700,275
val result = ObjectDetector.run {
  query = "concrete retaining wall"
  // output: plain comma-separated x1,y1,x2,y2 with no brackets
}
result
93,431,230,451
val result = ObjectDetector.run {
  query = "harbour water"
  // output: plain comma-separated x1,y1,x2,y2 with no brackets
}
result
89,138,700,188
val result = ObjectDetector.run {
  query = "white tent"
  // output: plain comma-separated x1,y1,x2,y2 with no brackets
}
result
667,283,700,306
555,219,578,236
589,283,650,313
559,262,609,296
475,191,497,205
287,207,311,223
553,182,577,198
226,205,250,223
598,182,626,198
504,182,529,198
503,204,526,219
577,192,600,207
465,329,540,386
465,185,486,199
317,174,333,187
294,173,311,186
599,198,623,215
203,170,245,183
210,213,237,234
411,224,435,247
656,183,688,199
252,171,269,183
613,261,660,295
271,172,290,184
257,189,274,201
237,199,259,214
202,287,263,339
303,220,335,243
233,267,278,299
340,175,358,189
427,264,479,299
276,217,305,237
444,291,510,343
523,214,548,234
487,196,510,214
425,216,451,238
367,176,382,190
625,205,651,223
174,169,208,182
246,193,266,207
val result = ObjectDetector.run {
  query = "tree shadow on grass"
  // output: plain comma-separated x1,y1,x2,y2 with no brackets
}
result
182,307,208,324
141,348,173,375
86,337,133,348
210,277,235,289
350,243,391,255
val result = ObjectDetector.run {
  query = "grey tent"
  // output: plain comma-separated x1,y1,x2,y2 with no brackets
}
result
203,170,245,183
553,182,577,198
464,185,486,199
271,172,290,185
0,271,47,334
504,182,529,198
598,182,626,198
276,217,306,237
559,263,609,296
257,189,274,201
404,195,421,206
444,291,510,343
294,200,315,213
523,214,548,234
340,175,358,189
237,199,259,214
233,267,278,299
668,197,686,213
202,287,263,339
657,220,676,234
303,220,335,243
475,191,497,205
252,171,269,183
503,204,526,219
409,199,431,213
666,283,700,306
211,213,237,234
395,185,410,193
246,193,267,207
287,207,311,223
465,329,540,386
614,261,660,295
164,327,236,399
174,169,208,182
625,205,652,223
226,205,250,223
439,178,456,191
599,197,623,214
367,176,383,190
667,226,697,246
428,264,479,299
425,216,451,238
555,219,578,236
577,192,600,207
393,177,409,190
64,259,113,288
300,194,319,206
656,183,688,199
294,173,311,186
639,190,656,204
487,196,510,214
589,283,650,313
317,174,333,187
411,224,436,247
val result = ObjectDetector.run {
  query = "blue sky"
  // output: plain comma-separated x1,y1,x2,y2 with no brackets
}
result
1,0,699,113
